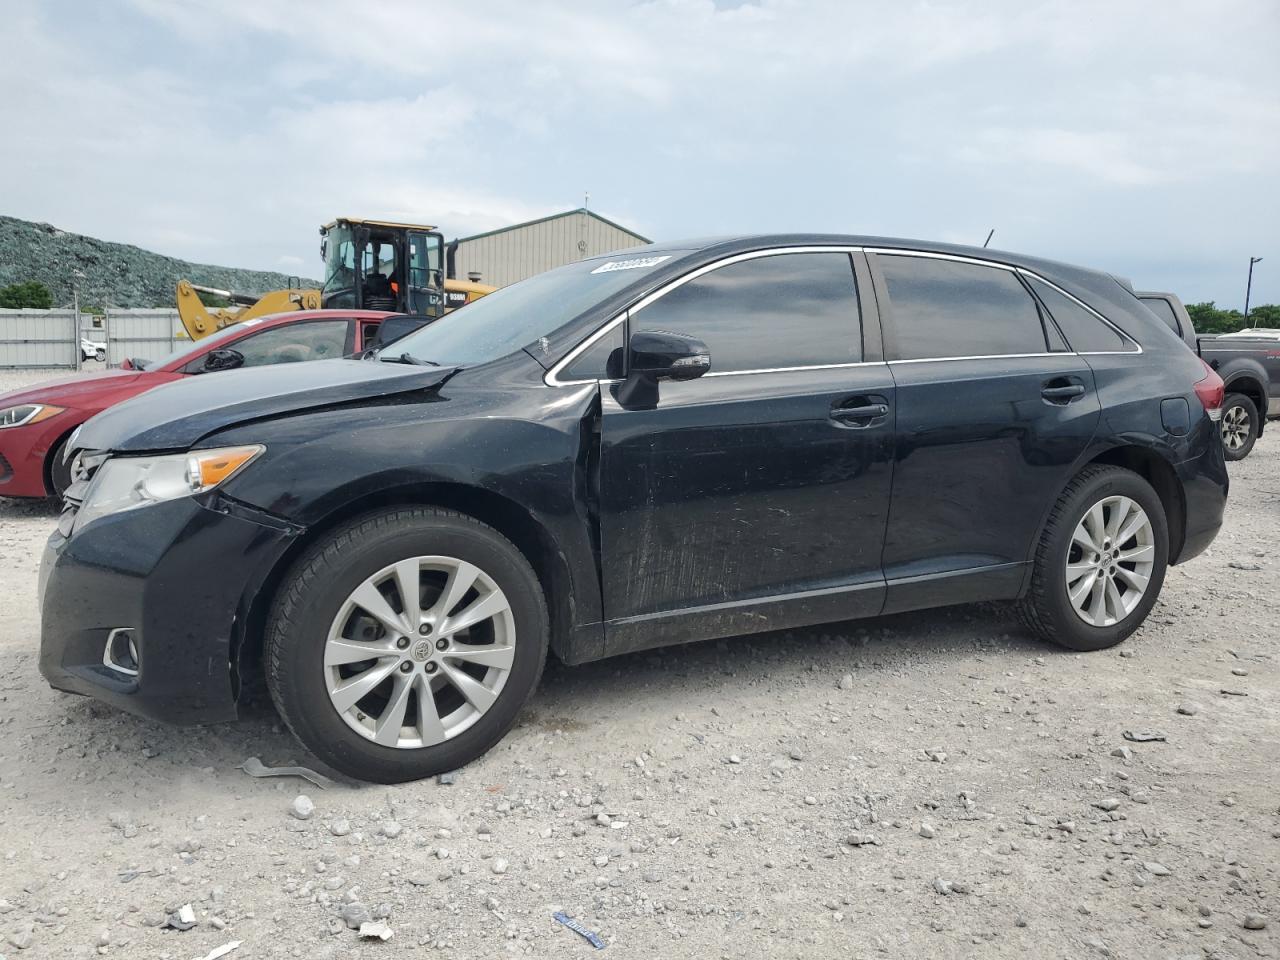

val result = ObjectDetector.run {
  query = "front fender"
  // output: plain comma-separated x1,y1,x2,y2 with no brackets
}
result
212,383,605,651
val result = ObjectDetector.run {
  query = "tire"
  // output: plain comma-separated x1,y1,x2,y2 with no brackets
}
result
1018,465,1168,652
265,507,548,783
95,348,106,362
48,435,75,499
1220,393,1258,461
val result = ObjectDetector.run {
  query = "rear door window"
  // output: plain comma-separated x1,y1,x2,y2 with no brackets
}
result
629,252,862,373
877,255,1047,360
1029,278,1130,352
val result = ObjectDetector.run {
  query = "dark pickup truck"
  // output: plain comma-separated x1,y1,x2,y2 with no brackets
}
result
1138,291,1279,461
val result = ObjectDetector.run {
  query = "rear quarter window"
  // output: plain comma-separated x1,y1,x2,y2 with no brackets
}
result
1029,277,1132,352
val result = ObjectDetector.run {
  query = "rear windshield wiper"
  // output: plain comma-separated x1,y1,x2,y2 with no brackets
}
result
378,352,440,367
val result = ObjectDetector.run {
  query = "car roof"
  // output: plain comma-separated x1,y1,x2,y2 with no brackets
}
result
243,309,395,327
630,233,1113,280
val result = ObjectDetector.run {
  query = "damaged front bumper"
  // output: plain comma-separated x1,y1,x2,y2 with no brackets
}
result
39,494,297,724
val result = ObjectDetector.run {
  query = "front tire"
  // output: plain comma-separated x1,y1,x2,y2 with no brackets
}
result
1220,393,1258,461
265,507,548,783
1018,465,1168,651
48,435,75,499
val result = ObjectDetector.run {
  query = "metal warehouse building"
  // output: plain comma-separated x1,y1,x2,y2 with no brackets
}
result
446,208,649,288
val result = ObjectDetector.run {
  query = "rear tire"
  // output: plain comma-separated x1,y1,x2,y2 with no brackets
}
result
1220,393,1258,461
265,507,548,783
1018,465,1168,651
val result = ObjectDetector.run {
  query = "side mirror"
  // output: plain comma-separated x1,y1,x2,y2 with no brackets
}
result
628,330,711,381
202,348,244,372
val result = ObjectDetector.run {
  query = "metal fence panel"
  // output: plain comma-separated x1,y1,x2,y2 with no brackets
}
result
0,309,78,369
104,309,182,366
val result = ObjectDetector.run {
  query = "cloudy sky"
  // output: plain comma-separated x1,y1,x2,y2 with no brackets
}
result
2,0,1277,305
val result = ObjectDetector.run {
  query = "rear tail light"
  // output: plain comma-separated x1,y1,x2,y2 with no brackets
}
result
1193,359,1224,421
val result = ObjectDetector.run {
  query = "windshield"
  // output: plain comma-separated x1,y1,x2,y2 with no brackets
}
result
322,223,356,303
145,318,269,369
386,251,682,367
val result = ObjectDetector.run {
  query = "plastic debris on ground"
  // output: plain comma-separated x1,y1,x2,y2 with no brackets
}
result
238,756,334,789
553,911,606,949
194,942,242,960
164,904,197,931
359,921,394,941
1122,730,1166,743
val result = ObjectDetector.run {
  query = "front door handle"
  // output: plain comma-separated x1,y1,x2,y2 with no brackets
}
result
1041,382,1086,403
830,402,889,426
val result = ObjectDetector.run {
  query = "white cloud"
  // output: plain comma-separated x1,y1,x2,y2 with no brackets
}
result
0,0,1276,303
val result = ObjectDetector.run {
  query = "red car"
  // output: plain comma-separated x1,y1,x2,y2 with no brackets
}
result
0,309,396,498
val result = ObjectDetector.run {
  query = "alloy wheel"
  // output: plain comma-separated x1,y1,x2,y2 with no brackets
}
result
1065,495,1155,628
324,556,516,749
1221,405,1251,450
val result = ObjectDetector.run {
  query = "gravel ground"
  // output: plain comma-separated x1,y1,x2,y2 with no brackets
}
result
0,369,1275,959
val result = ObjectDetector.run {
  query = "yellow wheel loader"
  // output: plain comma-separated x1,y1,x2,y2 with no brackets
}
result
176,218,496,341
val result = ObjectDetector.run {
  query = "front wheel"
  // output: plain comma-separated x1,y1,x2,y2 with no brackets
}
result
265,507,549,783
1220,393,1258,461
48,435,75,500
1018,465,1168,651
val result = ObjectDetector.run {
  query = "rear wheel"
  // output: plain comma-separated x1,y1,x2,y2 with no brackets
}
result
1018,465,1168,651
1220,393,1258,461
265,507,548,783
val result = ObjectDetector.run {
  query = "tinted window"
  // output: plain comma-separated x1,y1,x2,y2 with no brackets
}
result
879,255,1047,360
561,322,625,381
1031,278,1128,352
1140,296,1181,335
229,320,350,367
630,252,860,373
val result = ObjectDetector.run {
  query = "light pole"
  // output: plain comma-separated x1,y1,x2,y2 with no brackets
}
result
1244,256,1262,326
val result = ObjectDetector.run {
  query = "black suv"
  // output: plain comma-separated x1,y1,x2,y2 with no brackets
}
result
40,236,1229,783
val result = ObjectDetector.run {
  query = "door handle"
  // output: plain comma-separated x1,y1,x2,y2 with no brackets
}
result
1041,384,1086,403
830,402,889,425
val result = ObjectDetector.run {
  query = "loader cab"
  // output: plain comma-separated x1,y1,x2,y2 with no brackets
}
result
320,218,445,319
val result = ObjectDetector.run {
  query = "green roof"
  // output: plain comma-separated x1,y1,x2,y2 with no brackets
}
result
456,208,650,244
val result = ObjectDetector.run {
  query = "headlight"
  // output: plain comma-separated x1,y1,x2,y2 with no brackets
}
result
73,445,264,533
0,404,66,428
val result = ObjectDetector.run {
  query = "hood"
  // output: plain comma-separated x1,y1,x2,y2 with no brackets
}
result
74,359,455,453
0,369,144,406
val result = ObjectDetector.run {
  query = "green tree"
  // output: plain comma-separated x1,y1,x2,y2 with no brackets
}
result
1185,302,1243,334
0,281,54,309
1243,303,1280,328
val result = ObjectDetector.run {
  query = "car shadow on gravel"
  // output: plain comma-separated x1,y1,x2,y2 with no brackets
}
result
0,497,61,517
530,600,1055,718
26,601,1053,793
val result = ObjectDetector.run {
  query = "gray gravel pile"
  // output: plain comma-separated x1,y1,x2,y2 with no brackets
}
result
0,215,319,308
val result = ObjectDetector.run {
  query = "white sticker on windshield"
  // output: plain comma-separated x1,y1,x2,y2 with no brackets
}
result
590,255,672,274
